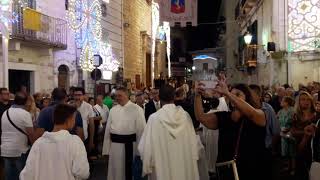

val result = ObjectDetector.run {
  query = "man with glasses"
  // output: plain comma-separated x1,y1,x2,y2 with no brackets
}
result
145,89,160,121
74,87,95,153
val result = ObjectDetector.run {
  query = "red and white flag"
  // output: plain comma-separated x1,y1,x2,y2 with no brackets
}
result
157,0,197,27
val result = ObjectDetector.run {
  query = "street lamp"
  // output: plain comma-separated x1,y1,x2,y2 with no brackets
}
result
244,32,253,45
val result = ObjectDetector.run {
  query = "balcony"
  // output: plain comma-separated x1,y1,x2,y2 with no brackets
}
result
11,5,67,49
237,0,263,30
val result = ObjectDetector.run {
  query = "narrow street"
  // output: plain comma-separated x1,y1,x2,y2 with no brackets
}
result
90,158,108,180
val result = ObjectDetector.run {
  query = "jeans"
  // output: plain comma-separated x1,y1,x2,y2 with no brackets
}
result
3,153,28,180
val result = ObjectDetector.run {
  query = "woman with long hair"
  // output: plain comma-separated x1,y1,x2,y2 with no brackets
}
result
194,77,267,180
25,95,40,127
291,91,317,180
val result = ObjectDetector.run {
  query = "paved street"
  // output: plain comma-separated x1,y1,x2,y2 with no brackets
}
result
90,158,108,180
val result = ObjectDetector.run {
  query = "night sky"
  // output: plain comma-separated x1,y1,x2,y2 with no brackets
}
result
186,0,223,51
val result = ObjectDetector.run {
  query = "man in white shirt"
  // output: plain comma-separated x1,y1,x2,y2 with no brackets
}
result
94,95,109,124
102,87,146,180
1,92,36,180
74,87,95,152
20,104,89,180
138,84,199,180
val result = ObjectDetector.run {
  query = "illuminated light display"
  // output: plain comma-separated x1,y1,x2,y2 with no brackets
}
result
0,0,25,28
98,42,120,72
288,0,320,52
152,2,160,84
67,0,103,71
79,42,95,71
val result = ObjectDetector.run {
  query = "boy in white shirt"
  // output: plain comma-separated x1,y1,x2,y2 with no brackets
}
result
20,104,89,180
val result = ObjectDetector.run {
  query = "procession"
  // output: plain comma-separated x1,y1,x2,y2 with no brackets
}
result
1,0,320,180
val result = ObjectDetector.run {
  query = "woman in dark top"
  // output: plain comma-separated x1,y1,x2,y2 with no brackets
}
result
194,78,267,180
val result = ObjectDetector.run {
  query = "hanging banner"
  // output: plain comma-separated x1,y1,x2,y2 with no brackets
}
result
158,0,197,27
23,8,41,31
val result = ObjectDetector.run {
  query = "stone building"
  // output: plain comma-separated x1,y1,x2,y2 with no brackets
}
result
0,0,68,94
53,0,124,94
224,0,320,88
123,0,167,88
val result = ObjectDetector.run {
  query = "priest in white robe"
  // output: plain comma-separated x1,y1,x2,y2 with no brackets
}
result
138,84,199,180
102,87,146,180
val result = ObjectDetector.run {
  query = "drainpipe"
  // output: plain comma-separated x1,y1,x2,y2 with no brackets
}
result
0,22,9,88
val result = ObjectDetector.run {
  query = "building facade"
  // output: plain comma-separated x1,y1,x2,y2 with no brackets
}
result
53,0,124,95
225,0,320,88
123,0,167,88
0,0,68,94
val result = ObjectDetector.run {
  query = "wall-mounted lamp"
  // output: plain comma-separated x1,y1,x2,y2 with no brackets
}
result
244,32,253,45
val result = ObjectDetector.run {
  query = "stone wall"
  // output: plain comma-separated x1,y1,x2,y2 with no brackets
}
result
123,0,152,83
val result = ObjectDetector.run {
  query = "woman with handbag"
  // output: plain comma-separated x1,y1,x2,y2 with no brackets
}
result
194,76,267,180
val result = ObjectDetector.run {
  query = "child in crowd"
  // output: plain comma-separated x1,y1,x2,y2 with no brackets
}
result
278,96,296,175
20,104,89,180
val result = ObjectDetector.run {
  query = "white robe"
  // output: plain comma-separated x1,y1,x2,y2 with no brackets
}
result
201,97,229,173
20,130,90,180
102,101,146,180
138,104,199,180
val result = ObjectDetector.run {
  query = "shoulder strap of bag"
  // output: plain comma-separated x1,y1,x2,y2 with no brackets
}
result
233,119,245,160
6,109,28,137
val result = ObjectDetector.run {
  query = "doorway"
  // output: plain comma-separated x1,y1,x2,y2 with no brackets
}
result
58,65,69,90
9,70,31,94
146,53,152,87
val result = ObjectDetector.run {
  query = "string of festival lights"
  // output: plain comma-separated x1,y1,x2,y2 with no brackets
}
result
67,0,119,72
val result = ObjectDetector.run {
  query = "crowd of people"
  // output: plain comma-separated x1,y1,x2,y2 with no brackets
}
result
0,78,319,180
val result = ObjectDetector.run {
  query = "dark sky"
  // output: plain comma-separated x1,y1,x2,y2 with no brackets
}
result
186,0,223,51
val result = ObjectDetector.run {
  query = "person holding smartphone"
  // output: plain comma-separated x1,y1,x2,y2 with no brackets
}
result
194,75,267,180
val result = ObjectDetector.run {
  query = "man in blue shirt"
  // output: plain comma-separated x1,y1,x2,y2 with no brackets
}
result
37,88,84,140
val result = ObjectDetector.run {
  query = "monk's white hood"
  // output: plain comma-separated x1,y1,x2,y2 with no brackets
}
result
158,104,187,138
42,130,70,143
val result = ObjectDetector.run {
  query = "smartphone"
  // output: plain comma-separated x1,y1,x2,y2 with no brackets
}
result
195,80,217,97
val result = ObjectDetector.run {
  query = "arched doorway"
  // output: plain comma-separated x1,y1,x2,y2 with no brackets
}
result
58,65,69,90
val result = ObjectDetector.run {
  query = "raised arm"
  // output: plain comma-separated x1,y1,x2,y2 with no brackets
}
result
214,77,266,127
194,93,218,130
225,92,266,127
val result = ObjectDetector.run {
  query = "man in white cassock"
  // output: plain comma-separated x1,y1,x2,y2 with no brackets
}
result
138,84,199,180
102,87,146,180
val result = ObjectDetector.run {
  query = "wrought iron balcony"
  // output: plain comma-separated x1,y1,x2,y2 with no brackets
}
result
11,4,67,49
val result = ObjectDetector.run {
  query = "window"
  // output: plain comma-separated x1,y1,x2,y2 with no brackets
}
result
101,2,107,17
203,63,208,71
288,0,320,52
65,0,68,10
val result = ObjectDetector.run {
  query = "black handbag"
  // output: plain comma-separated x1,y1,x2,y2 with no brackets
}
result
6,109,32,145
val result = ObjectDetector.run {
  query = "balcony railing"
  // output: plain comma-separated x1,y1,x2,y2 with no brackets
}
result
11,4,67,49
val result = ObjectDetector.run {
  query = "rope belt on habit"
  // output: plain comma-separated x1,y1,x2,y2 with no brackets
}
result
110,133,136,180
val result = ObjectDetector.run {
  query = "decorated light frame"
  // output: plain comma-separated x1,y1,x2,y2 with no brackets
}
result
98,42,120,72
158,21,171,77
0,0,25,28
288,0,320,52
152,2,160,84
67,0,105,71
